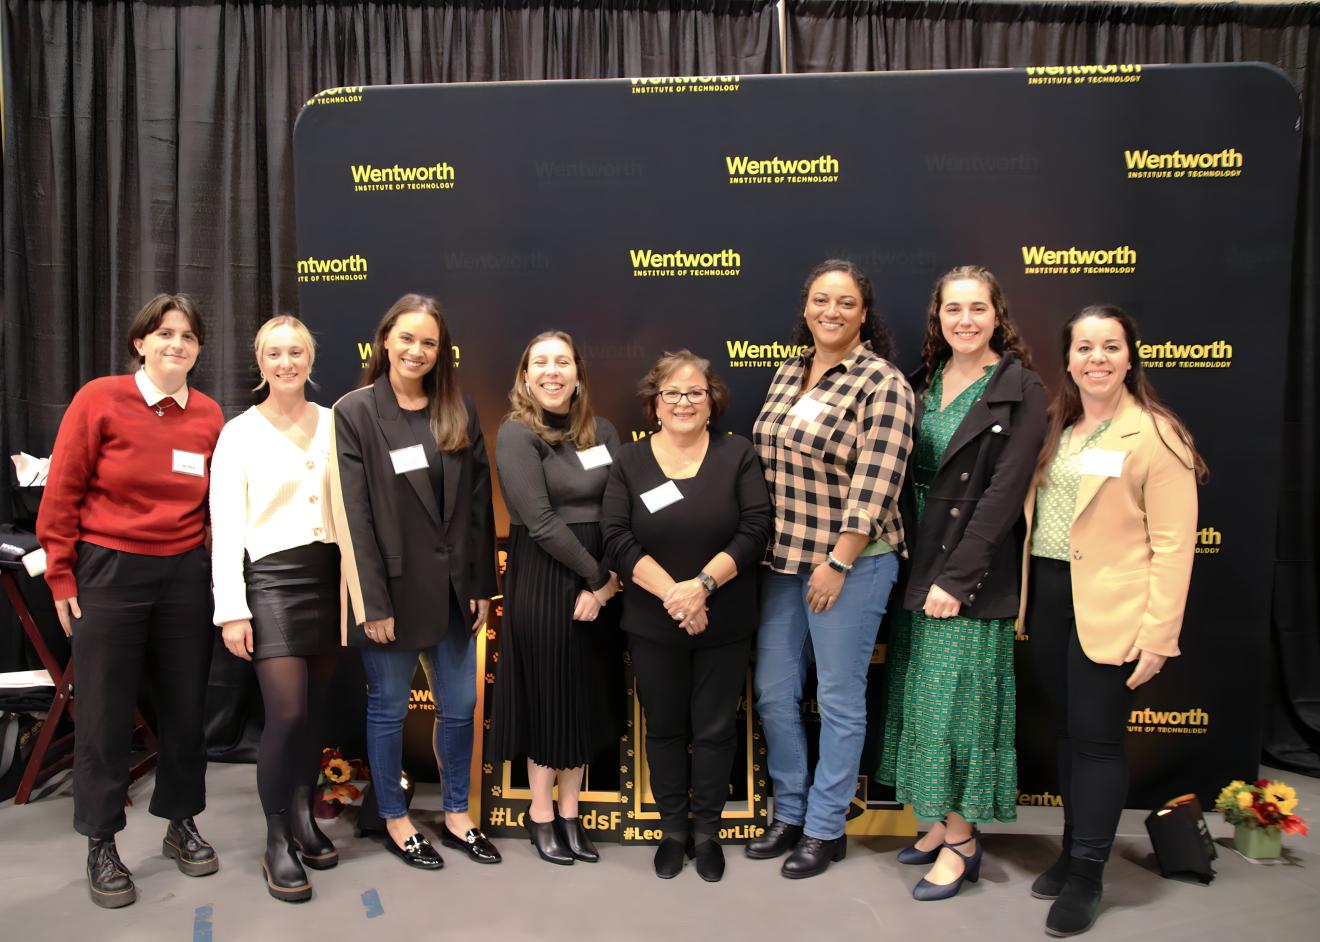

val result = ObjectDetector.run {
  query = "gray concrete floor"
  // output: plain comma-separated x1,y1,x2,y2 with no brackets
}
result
1,762,1317,941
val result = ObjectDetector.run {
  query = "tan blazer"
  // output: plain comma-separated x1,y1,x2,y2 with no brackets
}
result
1018,390,1198,665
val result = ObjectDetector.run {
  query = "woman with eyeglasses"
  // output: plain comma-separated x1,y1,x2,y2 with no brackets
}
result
603,350,771,882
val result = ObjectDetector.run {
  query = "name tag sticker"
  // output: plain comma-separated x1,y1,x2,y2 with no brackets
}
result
389,444,429,475
640,480,684,514
171,450,205,477
789,396,827,423
577,445,612,470
1080,448,1127,478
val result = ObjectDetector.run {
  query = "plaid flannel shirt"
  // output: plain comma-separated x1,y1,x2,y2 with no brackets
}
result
752,343,914,574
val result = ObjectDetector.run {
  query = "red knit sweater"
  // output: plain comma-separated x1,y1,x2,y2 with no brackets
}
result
36,374,225,600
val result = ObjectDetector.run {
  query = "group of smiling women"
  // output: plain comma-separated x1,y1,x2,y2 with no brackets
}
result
37,258,1201,938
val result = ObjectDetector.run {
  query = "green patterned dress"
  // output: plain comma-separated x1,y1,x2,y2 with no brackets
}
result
876,364,1018,823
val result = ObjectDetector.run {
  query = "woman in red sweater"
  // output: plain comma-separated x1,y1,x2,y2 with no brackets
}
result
37,293,225,909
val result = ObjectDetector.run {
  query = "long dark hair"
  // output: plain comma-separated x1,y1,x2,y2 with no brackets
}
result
506,330,598,449
920,266,1032,372
361,293,469,452
1035,305,1207,483
791,259,894,361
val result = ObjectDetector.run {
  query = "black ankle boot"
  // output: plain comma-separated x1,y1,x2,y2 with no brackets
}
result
526,815,574,865
780,834,847,879
87,838,136,909
1031,835,1073,900
290,785,338,870
653,834,694,879
556,814,600,863
693,835,725,882
162,817,219,876
745,819,803,860
263,814,312,902
1045,857,1104,937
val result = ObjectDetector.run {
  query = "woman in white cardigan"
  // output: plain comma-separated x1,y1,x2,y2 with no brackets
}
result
210,315,341,903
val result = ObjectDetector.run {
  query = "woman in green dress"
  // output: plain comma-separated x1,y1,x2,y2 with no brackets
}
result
877,266,1047,900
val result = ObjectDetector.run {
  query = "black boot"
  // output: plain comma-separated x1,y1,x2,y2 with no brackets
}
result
263,814,312,903
526,815,574,865
745,819,803,860
87,838,136,909
162,817,219,876
1045,857,1104,937
653,834,694,879
1031,832,1073,900
556,814,600,863
693,834,725,882
290,785,338,870
780,834,847,879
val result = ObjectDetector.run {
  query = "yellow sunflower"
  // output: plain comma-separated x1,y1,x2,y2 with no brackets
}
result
1266,781,1299,815
324,757,352,783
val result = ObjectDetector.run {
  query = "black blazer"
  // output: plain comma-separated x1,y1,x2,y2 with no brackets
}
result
900,353,1046,619
330,375,497,649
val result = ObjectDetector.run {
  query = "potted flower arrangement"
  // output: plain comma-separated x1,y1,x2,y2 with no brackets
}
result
1214,778,1308,859
314,747,371,819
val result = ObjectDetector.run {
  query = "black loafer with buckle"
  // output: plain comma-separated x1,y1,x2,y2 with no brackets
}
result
162,818,219,877
438,826,502,864
385,832,445,870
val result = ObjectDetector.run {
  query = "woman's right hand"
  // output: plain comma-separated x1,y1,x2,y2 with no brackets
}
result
592,571,621,606
364,617,396,644
54,597,81,637
221,619,254,661
573,590,602,622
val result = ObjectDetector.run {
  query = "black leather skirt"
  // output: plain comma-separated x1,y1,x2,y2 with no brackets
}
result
245,542,341,659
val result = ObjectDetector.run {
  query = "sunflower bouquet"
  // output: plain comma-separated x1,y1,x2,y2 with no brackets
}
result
317,747,370,805
1214,779,1308,837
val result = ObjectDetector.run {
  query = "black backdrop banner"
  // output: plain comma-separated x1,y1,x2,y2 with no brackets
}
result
293,66,1300,839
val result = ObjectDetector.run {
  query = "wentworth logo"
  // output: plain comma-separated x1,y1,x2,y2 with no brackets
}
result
351,162,456,192
1196,527,1222,555
629,75,740,95
630,248,741,278
726,155,839,184
1027,64,1141,86
1021,244,1136,275
1125,148,1243,179
725,339,808,369
1128,707,1210,734
1138,340,1233,369
296,254,368,283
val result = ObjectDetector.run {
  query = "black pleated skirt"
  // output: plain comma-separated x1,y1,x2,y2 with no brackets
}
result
491,523,622,769
245,542,341,660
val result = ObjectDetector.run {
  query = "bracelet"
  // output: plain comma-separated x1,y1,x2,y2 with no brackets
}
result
826,552,854,574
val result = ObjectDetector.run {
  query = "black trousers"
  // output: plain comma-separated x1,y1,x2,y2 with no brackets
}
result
629,635,751,838
70,543,214,838
1025,556,1136,863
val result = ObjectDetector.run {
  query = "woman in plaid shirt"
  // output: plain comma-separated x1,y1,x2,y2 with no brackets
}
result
747,259,915,878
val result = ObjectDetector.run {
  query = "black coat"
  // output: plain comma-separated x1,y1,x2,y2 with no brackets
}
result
900,353,1047,619
330,376,497,649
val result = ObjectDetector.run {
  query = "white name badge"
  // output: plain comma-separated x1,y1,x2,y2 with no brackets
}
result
389,444,429,475
790,395,827,423
640,480,684,514
171,449,205,477
1080,448,1127,479
577,445,612,470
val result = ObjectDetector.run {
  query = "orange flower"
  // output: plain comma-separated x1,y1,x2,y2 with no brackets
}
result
324,757,352,783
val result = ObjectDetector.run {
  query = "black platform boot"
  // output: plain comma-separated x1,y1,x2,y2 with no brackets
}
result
263,814,313,903
162,817,219,876
1045,857,1104,937
290,785,339,870
87,838,137,909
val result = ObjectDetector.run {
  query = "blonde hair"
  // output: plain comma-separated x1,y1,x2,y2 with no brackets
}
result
253,314,317,391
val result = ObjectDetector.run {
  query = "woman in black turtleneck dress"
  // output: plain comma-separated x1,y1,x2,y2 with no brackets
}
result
490,331,623,866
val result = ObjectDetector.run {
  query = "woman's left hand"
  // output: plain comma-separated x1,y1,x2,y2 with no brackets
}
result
663,579,708,620
923,584,961,619
806,564,845,613
469,598,491,634
1123,645,1167,690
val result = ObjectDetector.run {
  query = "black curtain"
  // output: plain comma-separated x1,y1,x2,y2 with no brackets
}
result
785,0,1320,775
0,0,779,756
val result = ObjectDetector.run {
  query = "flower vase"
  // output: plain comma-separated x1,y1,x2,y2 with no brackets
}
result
312,795,343,820
1235,823,1282,859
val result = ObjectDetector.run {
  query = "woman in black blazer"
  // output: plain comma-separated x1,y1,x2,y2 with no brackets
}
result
330,293,500,870
876,266,1046,900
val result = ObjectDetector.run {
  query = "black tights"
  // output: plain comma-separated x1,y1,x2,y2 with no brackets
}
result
253,653,339,815
1026,557,1136,863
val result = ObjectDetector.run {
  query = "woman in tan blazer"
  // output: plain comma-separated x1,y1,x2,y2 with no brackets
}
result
1019,305,1205,938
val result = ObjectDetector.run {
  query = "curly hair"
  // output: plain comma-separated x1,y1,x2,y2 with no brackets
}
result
920,266,1032,372
791,259,894,361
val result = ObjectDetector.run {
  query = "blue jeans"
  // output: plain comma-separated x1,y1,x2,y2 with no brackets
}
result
753,553,899,840
360,615,476,818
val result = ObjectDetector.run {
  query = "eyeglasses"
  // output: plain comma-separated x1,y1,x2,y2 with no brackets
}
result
658,388,708,405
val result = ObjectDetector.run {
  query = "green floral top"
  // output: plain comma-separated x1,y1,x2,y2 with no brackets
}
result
1031,421,1112,561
